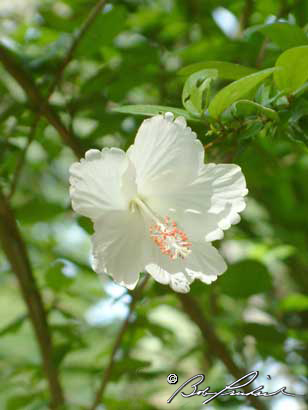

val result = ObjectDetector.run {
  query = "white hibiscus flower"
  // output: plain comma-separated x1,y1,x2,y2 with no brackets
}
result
69,112,248,293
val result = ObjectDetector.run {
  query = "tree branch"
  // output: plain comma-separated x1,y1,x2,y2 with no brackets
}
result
50,0,107,96
8,120,37,199
239,0,254,36
0,43,85,158
89,275,150,410
178,293,267,410
7,0,107,197
0,188,65,409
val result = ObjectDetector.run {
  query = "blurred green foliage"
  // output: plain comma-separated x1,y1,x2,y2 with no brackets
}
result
0,0,307,409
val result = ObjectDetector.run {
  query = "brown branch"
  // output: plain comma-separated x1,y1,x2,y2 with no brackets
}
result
0,188,65,409
89,275,150,410
239,0,254,37
0,4,110,408
0,43,85,158
256,38,268,68
178,293,267,410
7,0,107,197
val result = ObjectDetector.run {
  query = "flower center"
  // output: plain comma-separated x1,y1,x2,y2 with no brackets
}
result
132,197,192,260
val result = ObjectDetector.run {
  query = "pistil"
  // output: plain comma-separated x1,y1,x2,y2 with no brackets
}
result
132,197,192,260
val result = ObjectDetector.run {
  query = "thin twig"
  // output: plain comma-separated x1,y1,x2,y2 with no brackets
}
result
8,120,38,199
90,275,150,410
0,44,84,158
7,0,107,197
239,0,254,37
0,188,65,409
178,293,267,410
50,0,107,96
256,37,268,68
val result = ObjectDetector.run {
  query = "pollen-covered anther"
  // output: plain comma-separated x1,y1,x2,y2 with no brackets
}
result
150,217,192,260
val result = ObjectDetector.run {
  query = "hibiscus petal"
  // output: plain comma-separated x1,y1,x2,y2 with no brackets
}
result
146,263,192,293
92,210,149,290
146,240,226,292
147,163,247,242
127,113,204,197
69,148,137,219
185,241,227,284
169,272,192,293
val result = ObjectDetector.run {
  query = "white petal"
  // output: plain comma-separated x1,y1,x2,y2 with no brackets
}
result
146,263,170,285
147,163,247,242
145,241,192,293
146,263,192,294
127,114,204,197
92,210,149,290
169,272,192,293
69,148,137,220
185,241,227,284
146,240,226,291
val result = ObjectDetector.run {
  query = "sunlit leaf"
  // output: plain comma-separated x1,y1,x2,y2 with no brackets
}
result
208,68,275,118
252,22,308,50
274,46,308,94
279,293,308,312
232,99,279,121
182,69,217,116
179,61,257,79
113,104,202,122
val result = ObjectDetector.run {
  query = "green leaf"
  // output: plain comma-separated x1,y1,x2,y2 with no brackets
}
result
77,216,93,235
179,61,257,79
15,197,66,224
112,358,151,381
6,394,35,410
242,323,286,361
242,323,286,360
45,261,74,292
243,323,285,343
232,99,279,121
208,68,275,118
238,121,264,141
274,46,308,94
182,69,217,116
113,104,202,122
53,342,72,367
279,293,308,312
0,314,27,337
285,98,308,146
254,22,308,50
76,6,127,57
287,123,308,146
219,259,272,298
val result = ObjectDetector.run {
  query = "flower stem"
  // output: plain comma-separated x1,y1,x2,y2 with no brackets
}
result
89,274,150,410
